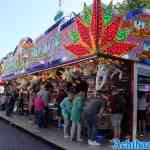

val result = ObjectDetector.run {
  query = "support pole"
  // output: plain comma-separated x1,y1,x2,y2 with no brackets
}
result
96,0,100,54
132,62,137,140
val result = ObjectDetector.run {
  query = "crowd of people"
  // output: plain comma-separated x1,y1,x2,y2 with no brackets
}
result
0,78,131,146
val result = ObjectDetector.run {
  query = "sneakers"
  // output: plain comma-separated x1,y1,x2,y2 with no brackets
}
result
34,128,40,133
88,140,92,144
77,138,83,142
64,135,70,138
88,140,101,146
110,138,120,144
34,126,41,133
109,139,112,143
28,120,33,124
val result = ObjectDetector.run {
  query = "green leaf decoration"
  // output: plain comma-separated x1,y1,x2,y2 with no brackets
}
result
104,1,112,26
55,33,61,48
54,10,64,22
83,3,92,26
104,14,112,26
116,29,129,41
71,32,80,43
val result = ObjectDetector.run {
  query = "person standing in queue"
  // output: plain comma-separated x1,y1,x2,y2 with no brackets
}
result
83,91,107,146
110,90,126,141
60,92,74,138
56,82,67,128
6,85,18,116
37,82,52,128
70,91,85,142
34,95,46,132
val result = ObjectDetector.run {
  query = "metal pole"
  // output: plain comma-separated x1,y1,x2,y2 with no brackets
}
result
132,62,137,140
96,0,100,55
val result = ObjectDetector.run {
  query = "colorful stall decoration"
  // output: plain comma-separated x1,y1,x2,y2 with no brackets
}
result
54,10,64,22
0,0,149,80
61,68,75,81
48,70,59,80
2,56,16,78
125,9,150,62
140,40,150,60
0,79,5,85
65,0,136,58
17,78,29,89
0,63,4,75
19,37,35,49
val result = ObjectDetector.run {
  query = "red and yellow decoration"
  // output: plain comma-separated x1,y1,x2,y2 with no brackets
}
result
19,37,35,49
0,63,4,75
140,51,150,60
65,0,136,58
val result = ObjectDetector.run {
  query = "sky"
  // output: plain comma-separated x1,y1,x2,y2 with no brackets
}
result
0,0,122,59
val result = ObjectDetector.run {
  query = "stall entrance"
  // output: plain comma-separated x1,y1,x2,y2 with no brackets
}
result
91,58,133,140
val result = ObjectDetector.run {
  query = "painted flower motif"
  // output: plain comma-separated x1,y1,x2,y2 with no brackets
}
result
65,0,136,58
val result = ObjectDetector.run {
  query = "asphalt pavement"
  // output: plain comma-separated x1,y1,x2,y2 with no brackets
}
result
0,120,61,150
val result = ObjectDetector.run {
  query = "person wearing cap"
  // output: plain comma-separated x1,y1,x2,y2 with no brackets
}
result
83,91,107,146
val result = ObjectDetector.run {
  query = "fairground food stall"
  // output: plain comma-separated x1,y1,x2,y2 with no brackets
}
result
0,0,149,140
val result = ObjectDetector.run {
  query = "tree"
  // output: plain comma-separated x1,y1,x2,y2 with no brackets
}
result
114,0,150,14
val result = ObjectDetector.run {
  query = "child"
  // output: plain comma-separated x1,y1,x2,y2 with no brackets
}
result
34,95,46,132
70,91,84,142
60,92,74,138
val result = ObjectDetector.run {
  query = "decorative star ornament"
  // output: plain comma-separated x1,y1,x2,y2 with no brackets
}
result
65,0,136,58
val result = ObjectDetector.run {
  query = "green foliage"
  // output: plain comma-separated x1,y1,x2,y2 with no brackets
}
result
104,6,112,26
71,32,80,43
115,0,150,14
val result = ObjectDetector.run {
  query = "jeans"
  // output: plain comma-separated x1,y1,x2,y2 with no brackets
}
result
19,98,24,113
86,116,97,141
44,107,49,128
6,101,15,116
35,111,44,128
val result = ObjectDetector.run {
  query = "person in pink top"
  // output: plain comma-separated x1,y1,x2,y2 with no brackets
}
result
34,95,46,131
